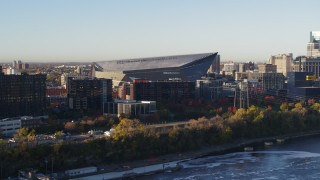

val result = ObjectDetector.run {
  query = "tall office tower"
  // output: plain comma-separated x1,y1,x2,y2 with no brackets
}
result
307,31,320,57
0,71,47,118
13,61,17,68
268,53,293,77
67,78,112,111
17,60,23,69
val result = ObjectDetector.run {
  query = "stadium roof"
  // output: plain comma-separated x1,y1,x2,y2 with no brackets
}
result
95,53,216,71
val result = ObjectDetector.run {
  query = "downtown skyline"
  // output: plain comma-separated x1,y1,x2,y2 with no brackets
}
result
1,0,320,63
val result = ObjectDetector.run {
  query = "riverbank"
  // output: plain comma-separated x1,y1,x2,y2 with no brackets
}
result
71,130,320,180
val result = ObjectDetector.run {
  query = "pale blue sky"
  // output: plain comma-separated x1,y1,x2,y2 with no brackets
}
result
1,0,320,62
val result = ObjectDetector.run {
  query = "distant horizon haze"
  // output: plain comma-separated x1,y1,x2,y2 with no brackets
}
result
1,0,319,63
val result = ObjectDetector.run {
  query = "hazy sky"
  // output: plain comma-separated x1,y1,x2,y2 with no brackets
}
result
1,0,320,63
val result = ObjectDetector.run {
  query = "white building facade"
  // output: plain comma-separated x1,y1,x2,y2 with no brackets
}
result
268,53,293,77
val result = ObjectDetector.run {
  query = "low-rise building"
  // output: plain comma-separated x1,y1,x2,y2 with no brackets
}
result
0,117,21,136
0,116,44,136
104,100,156,118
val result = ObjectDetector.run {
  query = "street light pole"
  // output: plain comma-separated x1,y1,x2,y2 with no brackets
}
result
45,158,48,175
51,157,54,175
0,162,2,179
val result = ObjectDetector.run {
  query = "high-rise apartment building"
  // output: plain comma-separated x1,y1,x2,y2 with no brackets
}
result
268,53,293,76
0,72,46,118
130,80,195,102
67,78,112,111
307,31,320,57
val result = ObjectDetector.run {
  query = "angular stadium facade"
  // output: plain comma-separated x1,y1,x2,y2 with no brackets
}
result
94,53,220,86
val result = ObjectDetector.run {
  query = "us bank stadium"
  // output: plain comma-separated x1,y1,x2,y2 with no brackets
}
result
93,52,220,86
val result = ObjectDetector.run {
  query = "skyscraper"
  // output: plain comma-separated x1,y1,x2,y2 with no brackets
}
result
307,31,320,57
0,72,46,118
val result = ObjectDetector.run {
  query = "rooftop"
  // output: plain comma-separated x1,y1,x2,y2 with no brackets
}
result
0,116,46,122
95,53,216,71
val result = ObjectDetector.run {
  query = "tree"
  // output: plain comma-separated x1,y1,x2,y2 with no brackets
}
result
308,98,316,105
291,102,307,115
27,129,36,142
64,121,76,133
311,103,320,112
158,109,170,120
53,142,63,155
0,139,5,152
119,113,131,120
54,131,64,139
294,102,303,109
96,116,107,126
17,127,29,137
230,108,246,122
112,118,145,140
246,106,259,121
280,102,288,112
145,113,160,122
264,96,275,106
